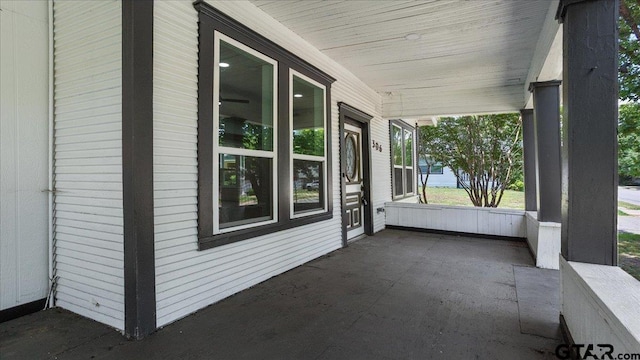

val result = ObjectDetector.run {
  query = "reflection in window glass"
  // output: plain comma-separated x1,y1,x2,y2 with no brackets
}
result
404,130,413,165
405,168,413,194
393,126,402,166
291,73,327,216
219,154,272,229
293,160,323,213
394,168,404,197
218,40,274,151
292,76,324,157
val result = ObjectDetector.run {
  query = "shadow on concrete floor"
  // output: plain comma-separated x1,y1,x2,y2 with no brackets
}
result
0,229,561,360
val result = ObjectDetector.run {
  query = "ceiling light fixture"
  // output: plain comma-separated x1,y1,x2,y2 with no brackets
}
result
404,33,421,41
294,94,303,98
219,62,230,68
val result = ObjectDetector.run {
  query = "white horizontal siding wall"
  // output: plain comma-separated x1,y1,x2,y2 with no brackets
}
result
0,0,49,311
370,113,390,233
153,0,388,327
53,0,124,330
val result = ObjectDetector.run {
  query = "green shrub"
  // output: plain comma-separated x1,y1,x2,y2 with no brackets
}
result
507,180,524,192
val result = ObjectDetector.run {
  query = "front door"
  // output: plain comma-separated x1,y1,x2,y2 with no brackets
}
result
344,122,366,240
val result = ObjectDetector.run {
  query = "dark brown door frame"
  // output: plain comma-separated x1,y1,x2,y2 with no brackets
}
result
338,103,374,247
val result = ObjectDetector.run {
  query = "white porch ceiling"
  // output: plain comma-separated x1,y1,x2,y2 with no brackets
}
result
250,0,559,118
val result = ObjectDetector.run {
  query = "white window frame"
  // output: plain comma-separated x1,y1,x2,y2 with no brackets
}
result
391,121,415,200
290,70,328,219
213,32,278,234
404,128,414,195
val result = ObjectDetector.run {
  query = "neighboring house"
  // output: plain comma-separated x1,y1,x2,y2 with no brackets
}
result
417,158,458,188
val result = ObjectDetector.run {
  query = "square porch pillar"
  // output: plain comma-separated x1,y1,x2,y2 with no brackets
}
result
528,81,562,223
557,0,618,265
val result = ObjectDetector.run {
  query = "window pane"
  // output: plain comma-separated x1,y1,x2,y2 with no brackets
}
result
431,163,443,174
405,168,413,194
219,154,272,228
293,76,324,156
404,129,412,165
392,126,402,166
218,40,274,151
293,159,324,213
394,168,404,197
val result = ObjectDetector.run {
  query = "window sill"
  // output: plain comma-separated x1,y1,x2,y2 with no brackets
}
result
392,195,419,203
198,212,333,250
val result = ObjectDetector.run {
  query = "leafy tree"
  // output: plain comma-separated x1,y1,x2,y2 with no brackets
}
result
293,128,324,156
418,114,522,207
618,0,640,185
619,103,640,183
619,0,640,102
417,125,440,204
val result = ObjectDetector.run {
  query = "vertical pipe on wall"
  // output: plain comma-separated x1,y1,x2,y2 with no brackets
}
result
46,0,55,308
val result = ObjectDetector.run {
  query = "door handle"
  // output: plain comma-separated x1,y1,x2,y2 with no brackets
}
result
362,197,368,206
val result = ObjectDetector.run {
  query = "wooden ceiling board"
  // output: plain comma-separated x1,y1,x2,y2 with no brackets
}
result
250,0,555,117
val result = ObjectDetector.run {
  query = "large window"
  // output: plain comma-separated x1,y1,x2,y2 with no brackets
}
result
196,3,335,249
215,34,278,233
391,120,415,199
291,71,327,217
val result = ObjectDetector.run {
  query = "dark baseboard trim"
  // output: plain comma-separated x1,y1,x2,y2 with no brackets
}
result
559,314,579,360
0,298,46,323
385,225,527,242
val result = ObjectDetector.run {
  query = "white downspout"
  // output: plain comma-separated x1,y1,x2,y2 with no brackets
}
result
46,0,55,308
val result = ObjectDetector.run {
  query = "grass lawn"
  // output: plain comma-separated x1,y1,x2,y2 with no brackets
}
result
617,201,640,217
420,187,525,210
619,201,640,211
619,232,640,281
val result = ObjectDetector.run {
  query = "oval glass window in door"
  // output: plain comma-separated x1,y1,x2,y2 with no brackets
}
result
345,134,358,181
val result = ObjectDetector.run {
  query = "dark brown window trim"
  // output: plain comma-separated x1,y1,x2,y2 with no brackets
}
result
195,1,335,251
193,1,335,85
390,119,416,201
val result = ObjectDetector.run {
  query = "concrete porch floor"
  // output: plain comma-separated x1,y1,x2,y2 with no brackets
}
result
0,230,562,359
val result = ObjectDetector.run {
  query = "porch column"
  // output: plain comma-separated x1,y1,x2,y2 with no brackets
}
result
557,0,618,265
123,0,156,338
520,109,537,212
528,81,562,222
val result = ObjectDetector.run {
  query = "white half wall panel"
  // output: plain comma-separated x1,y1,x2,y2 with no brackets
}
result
385,203,526,239
561,259,640,354
52,0,124,330
0,0,50,311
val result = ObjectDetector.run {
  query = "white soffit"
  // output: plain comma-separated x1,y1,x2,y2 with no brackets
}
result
250,0,556,117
